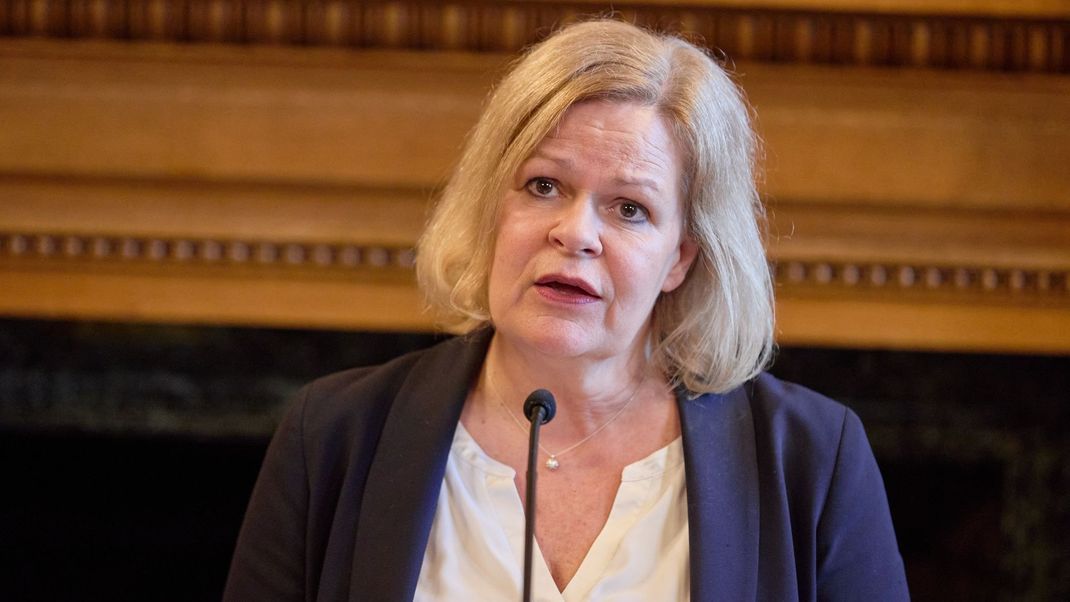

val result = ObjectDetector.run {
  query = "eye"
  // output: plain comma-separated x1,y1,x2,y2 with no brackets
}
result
617,201,649,222
526,177,558,198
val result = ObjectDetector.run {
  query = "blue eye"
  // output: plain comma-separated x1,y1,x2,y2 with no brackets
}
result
527,178,557,197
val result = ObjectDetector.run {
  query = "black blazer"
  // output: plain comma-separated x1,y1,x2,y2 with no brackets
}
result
224,330,909,601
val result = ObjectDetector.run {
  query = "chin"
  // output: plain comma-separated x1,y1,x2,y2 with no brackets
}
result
509,317,642,363
501,318,606,359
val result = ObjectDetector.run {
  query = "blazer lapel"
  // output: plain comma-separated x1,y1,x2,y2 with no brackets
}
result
348,330,492,601
677,385,760,602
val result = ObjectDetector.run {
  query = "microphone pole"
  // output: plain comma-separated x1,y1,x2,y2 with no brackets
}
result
522,389,556,602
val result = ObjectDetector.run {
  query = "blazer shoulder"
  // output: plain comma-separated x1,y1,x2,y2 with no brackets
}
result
732,375,908,599
302,349,424,412
294,331,491,439
747,372,856,441
742,373,871,488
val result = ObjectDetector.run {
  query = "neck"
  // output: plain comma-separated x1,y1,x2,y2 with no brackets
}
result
482,332,658,437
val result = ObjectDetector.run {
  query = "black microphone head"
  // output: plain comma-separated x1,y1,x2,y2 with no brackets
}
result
523,389,556,425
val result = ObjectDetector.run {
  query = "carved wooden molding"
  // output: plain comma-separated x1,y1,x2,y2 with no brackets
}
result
773,259,1070,301
0,231,415,271
1,0,1067,73
3,235,1069,354
1,38,1068,352
4,230,1067,306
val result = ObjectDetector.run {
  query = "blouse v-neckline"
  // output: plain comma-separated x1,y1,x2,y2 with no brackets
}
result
413,422,689,601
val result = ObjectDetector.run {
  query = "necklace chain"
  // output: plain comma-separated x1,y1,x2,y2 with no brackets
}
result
492,373,648,471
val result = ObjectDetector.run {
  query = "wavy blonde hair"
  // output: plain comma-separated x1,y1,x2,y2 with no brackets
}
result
416,19,773,394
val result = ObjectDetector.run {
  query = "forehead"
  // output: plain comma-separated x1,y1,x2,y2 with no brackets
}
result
530,100,682,191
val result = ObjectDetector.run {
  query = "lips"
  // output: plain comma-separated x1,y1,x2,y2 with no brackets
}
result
534,275,601,301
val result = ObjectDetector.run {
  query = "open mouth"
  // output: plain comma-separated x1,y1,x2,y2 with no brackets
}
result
543,281,590,295
535,276,600,299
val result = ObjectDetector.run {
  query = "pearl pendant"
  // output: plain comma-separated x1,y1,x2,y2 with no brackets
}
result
545,456,560,471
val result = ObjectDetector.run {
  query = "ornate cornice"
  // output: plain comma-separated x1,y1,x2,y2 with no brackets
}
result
0,231,415,271
1,0,1067,73
772,259,1070,301
4,231,1067,303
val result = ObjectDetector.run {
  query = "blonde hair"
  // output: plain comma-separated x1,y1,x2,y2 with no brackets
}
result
416,19,773,394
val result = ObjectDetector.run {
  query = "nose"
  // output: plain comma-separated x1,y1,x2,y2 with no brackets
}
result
548,197,602,257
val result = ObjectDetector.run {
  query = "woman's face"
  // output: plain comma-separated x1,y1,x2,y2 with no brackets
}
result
487,100,698,362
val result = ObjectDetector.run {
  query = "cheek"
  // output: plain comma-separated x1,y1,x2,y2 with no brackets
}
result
609,251,664,309
613,243,685,308
487,244,512,301
488,222,532,302
496,210,547,262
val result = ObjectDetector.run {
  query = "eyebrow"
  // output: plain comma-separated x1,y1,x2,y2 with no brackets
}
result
612,176,663,195
527,152,573,171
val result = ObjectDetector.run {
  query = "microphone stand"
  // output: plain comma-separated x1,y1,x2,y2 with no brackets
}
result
522,389,556,602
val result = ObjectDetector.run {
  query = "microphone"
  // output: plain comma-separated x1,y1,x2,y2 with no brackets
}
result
521,389,556,602
523,389,557,424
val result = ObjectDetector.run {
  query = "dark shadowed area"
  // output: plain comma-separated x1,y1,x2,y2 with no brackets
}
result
1,318,1066,601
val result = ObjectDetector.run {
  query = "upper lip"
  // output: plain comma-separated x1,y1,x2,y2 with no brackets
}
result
534,274,600,297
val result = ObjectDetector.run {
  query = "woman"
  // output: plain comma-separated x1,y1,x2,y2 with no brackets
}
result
225,19,909,601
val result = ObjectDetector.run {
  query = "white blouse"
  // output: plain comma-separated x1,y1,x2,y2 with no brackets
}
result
414,423,690,601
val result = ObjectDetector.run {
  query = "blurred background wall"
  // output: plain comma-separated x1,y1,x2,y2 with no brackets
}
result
1,1,1068,600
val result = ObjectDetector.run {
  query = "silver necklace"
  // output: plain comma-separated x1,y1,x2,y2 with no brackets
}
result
493,373,648,471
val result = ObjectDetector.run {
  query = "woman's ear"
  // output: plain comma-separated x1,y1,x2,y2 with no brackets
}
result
662,237,699,293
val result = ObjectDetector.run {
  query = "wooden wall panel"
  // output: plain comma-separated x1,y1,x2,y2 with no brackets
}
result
0,175,429,245
3,0,1067,70
0,42,492,186
0,268,429,330
749,64,1070,210
1,1,1068,353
